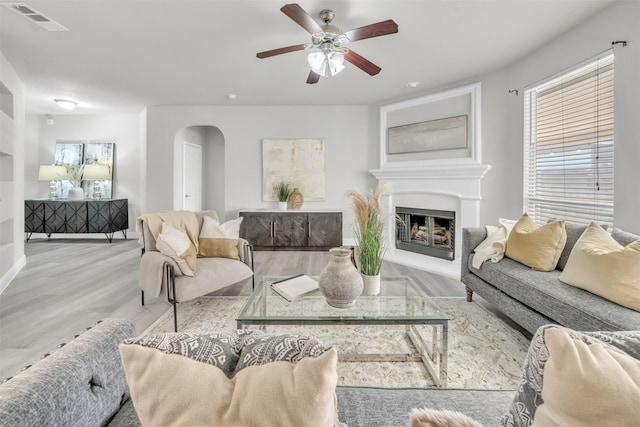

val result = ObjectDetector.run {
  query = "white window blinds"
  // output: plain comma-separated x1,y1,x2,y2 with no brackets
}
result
523,51,614,226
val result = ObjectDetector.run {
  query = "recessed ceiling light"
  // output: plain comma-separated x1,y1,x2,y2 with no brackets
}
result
406,81,421,88
54,99,77,109
226,93,237,100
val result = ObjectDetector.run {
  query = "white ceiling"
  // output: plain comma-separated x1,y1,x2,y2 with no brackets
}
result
0,0,615,114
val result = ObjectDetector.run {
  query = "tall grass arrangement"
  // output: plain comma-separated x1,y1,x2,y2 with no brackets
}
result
345,183,392,276
274,181,292,202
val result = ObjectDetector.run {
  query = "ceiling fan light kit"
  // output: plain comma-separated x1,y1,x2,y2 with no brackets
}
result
257,3,398,84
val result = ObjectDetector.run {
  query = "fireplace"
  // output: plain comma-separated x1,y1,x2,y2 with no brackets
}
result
395,207,455,261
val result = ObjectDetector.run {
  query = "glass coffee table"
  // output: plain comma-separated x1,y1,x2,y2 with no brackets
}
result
236,276,449,387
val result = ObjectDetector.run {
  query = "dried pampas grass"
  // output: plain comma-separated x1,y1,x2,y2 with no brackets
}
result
345,183,392,234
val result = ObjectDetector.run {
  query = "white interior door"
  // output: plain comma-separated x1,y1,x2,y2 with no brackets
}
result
183,142,202,211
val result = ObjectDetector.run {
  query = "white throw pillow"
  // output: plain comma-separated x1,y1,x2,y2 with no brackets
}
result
156,223,197,276
198,216,243,259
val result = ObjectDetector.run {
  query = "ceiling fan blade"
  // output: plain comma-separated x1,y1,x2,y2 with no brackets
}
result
306,70,321,84
281,3,323,34
257,43,307,59
344,50,382,76
342,19,398,43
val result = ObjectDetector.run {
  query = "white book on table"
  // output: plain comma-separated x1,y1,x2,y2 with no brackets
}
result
270,274,319,302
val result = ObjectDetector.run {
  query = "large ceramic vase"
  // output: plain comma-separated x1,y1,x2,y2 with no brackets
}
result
318,247,363,308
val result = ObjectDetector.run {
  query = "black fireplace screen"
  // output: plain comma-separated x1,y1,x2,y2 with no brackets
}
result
396,207,455,261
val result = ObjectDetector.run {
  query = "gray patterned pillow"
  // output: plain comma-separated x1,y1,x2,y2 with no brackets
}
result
235,331,326,373
122,331,245,377
501,326,640,427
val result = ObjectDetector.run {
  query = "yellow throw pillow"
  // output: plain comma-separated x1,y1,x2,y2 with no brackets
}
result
119,343,338,427
559,222,640,311
505,213,567,271
531,327,640,427
198,216,242,260
156,223,197,275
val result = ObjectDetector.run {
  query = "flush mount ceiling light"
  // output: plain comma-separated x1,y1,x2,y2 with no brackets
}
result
257,4,398,84
54,99,77,110
406,81,421,88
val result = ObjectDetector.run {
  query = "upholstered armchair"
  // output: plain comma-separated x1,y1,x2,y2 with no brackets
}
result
137,210,254,331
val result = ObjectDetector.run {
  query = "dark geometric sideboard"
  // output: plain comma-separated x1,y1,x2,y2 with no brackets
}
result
25,199,128,243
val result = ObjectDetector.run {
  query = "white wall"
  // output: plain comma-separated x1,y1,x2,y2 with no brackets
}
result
34,114,143,231
145,105,370,236
0,51,25,290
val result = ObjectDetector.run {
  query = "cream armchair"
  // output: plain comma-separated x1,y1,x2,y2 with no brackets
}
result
137,210,254,331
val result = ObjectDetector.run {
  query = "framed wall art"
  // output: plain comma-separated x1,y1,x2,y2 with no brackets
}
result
387,115,468,154
262,138,325,201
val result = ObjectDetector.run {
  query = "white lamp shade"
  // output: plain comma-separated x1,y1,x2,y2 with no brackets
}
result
38,165,67,181
83,164,111,180
307,51,345,78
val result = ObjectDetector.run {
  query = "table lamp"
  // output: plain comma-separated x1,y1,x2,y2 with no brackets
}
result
82,164,111,200
38,165,67,200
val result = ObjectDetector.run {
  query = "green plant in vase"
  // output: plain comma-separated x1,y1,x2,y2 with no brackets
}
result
345,183,392,295
274,181,292,209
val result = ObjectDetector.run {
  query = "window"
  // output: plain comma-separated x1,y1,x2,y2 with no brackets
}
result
524,51,614,226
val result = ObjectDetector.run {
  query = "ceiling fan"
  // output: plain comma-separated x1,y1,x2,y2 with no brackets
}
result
256,3,398,84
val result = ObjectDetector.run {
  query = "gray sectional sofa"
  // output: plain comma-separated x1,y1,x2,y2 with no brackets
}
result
0,318,514,427
461,224,640,335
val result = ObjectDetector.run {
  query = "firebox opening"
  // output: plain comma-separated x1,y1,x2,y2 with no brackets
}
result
396,207,455,261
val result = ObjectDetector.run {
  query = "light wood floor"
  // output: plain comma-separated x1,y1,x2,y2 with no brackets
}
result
0,237,495,380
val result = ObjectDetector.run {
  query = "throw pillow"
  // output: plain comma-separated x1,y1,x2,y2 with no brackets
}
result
119,343,339,427
409,408,482,427
504,213,566,271
501,325,640,427
197,216,243,260
121,332,245,378
156,223,197,275
235,330,326,372
559,222,640,311
555,222,607,271
530,327,640,427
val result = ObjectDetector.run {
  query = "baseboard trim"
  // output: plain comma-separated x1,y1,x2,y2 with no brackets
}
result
0,254,26,295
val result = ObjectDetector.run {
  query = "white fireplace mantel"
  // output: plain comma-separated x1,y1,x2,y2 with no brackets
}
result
371,162,491,280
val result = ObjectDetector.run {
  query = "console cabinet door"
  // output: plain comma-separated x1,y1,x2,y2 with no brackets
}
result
25,200,45,233
110,199,129,232
43,202,66,234
274,213,308,247
87,201,111,232
65,201,88,233
308,213,343,248
239,213,273,247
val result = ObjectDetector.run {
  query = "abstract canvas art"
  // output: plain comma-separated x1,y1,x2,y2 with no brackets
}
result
388,115,468,154
262,139,325,201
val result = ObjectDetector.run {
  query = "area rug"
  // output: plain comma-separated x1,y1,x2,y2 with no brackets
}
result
143,297,529,389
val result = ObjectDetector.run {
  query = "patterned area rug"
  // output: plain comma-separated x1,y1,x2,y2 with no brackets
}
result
143,297,529,389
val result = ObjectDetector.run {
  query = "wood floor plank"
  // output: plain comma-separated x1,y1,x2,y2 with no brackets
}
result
0,238,481,379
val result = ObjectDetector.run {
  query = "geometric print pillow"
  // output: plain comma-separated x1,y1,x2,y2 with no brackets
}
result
235,330,326,373
122,330,327,378
501,325,640,427
121,331,244,378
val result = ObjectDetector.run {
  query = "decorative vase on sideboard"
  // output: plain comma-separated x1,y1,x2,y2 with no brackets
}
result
318,247,363,308
67,187,84,200
288,188,304,210
278,201,288,210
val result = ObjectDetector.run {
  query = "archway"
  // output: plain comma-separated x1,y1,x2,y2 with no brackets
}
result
172,125,225,216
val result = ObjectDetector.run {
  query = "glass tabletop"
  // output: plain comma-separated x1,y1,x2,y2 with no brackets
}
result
236,276,449,324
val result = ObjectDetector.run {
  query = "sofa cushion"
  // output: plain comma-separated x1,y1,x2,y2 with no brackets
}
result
505,214,566,271
197,216,242,260
469,256,640,331
337,387,513,427
119,343,339,427
560,222,640,311
502,325,640,427
173,256,253,302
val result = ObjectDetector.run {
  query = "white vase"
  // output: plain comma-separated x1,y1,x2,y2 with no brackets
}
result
67,187,84,200
318,247,363,308
361,274,381,296
278,201,288,210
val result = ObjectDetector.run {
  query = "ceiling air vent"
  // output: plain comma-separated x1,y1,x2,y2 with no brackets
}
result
1,2,68,31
